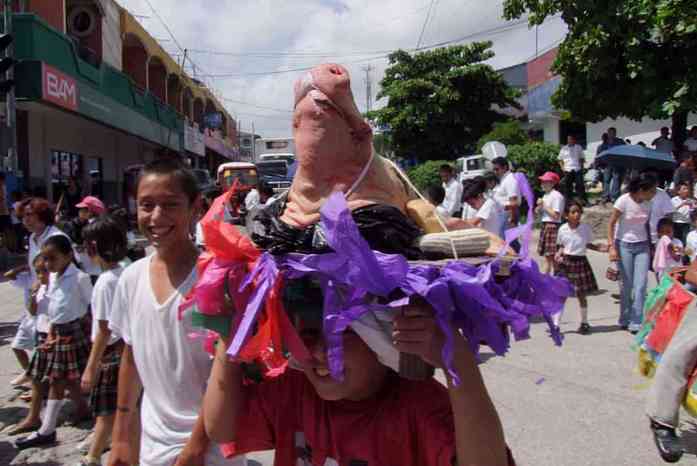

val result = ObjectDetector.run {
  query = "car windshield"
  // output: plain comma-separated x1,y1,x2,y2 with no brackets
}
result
256,161,287,177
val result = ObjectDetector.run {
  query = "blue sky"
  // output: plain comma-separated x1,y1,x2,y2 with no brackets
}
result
117,0,567,137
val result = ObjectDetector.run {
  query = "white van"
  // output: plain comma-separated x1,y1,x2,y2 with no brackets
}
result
457,154,490,183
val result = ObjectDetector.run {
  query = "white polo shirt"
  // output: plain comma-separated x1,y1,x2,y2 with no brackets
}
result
541,190,565,223
558,144,585,172
493,171,520,208
47,263,93,325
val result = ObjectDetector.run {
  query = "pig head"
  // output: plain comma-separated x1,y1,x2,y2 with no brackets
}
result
281,64,410,228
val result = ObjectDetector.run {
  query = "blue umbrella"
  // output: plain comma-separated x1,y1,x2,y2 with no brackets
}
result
596,144,676,171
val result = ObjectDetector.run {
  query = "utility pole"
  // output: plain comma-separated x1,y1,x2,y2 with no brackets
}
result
362,65,373,114
251,121,255,162
3,0,16,173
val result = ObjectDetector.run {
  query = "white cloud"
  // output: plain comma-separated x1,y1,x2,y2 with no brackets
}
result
118,0,566,137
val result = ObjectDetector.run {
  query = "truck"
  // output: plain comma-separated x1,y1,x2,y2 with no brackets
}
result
255,137,295,162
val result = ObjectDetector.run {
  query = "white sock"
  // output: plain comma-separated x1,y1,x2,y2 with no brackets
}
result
580,307,588,324
38,399,61,435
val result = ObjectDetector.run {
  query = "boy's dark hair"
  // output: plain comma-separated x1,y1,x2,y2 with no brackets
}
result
657,216,674,232
27,198,54,226
82,215,128,263
43,234,73,256
677,181,691,189
439,164,453,173
626,173,657,194
491,157,509,169
483,171,498,185
565,199,584,214
426,185,445,205
462,177,487,201
137,158,200,203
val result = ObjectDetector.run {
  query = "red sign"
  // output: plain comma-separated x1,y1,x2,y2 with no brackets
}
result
527,48,559,90
42,63,79,111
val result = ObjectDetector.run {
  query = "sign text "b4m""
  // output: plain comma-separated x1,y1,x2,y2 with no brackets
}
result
42,63,79,112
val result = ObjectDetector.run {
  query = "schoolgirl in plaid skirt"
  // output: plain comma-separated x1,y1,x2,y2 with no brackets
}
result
15,235,93,450
555,201,608,336
77,215,130,465
536,172,565,274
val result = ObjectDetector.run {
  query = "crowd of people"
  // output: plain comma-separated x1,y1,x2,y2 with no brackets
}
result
4,125,697,464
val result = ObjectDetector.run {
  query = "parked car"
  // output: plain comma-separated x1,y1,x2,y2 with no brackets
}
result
457,154,490,183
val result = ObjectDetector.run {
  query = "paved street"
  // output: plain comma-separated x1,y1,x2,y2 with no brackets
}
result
0,248,696,465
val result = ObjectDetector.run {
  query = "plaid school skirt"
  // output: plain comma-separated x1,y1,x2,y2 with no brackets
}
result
26,331,50,382
90,340,123,417
537,222,560,257
557,254,599,295
43,316,92,382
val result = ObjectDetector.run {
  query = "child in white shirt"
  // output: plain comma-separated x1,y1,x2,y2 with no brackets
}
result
536,172,565,274
461,177,505,237
671,182,695,244
16,235,93,450
653,217,684,279
555,201,608,335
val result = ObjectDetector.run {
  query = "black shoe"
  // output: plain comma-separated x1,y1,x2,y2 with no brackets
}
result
620,324,629,331
578,323,591,335
651,421,683,463
14,431,56,450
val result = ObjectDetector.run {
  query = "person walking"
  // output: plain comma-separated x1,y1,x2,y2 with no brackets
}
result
536,172,564,274
608,173,658,334
438,164,462,218
107,159,246,466
652,127,675,156
558,135,586,203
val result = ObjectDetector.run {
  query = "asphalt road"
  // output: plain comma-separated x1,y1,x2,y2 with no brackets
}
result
0,248,696,465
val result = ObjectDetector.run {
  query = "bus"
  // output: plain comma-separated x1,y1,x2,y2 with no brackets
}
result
255,137,295,162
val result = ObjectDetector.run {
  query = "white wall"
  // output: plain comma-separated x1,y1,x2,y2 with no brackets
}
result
100,0,122,71
586,114,697,160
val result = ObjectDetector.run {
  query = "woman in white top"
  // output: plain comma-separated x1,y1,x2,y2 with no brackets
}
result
608,173,658,334
461,178,505,237
535,172,565,274
16,235,93,449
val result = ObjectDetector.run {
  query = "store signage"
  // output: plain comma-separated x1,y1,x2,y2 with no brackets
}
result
42,63,79,111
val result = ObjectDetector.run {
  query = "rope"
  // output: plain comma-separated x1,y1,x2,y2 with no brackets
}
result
385,159,459,260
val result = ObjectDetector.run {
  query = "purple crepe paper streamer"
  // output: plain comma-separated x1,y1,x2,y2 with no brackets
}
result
227,252,279,358
226,187,574,383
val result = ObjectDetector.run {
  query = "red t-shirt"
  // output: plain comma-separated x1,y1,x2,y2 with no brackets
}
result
221,370,514,466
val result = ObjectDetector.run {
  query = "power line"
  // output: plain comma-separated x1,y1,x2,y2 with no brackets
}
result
416,0,437,49
220,97,293,114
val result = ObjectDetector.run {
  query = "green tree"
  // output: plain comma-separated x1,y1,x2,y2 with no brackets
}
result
507,142,562,193
369,43,521,162
477,120,529,152
503,0,697,147
407,160,453,193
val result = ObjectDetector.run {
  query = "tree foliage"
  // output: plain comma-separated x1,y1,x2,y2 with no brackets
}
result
503,0,697,145
407,160,453,193
476,120,529,152
508,142,562,193
369,43,521,162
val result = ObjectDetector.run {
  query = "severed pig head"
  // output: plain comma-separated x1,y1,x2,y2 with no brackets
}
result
282,64,410,228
